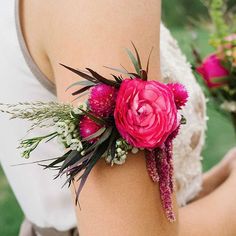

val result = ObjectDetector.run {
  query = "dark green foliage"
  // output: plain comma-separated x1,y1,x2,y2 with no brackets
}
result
162,0,236,28
162,1,208,27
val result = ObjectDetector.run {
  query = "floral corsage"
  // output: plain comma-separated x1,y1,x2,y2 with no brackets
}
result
0,44,188,222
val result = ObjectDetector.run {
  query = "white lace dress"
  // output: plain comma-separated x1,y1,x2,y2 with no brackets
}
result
160,24,207,206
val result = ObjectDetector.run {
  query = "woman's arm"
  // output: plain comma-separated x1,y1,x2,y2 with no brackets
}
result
22,0,236,235
44,1,179,235
47,0,162,102
72,151,179,236
192,147,236,201
180,166,236,236
49,1,173,235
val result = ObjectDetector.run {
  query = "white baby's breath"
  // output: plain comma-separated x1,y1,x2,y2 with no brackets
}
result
70,139,83,151
66,134,73,146
131,147,139,154
56,122,69,137
105,138,136,166
68,123,76,132
120,154,127,160
57,136,66,146
113,158,126,165
116,140,122,146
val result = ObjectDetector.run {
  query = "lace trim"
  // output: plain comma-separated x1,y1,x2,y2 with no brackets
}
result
160,23,207,206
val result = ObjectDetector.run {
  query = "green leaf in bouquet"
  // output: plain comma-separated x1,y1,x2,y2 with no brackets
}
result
131,41,142,73
45,133,58,143
85,68,119,87
44,150,72,169
180,115,187,125
126,48,140,76
78,108,107,126
61,156,91,188
108,128,119,162
72,91,90,102
104,65,128,74
140,70,148,81
72,149,96,167
111,74,123,83
72,85,93,96
75,138,110,203
11,156,66,167
110,139,117,162
128,72,141,78
66,80,96,92
146,46,154,75
104,65,138,79
84,127,113,154
59,150,82,174
60,151,96,187
60,64,98,83
211,77,229,84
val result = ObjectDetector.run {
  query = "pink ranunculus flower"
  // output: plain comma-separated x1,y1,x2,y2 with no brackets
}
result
196,54,229,88
114,78,179,149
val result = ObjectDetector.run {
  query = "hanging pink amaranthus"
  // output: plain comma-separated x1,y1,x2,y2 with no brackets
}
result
145,126,180,222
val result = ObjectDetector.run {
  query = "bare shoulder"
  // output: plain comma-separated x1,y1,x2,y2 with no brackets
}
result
21,0,161,99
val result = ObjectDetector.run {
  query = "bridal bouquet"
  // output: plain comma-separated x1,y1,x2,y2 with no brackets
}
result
194,0,236,130
0,44,188,222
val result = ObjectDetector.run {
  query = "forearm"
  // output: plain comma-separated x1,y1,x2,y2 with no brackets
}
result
179,167,236,236
193,162,229,200
193,149,236,201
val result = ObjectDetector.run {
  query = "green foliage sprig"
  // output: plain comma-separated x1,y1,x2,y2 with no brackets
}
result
208,0,229,47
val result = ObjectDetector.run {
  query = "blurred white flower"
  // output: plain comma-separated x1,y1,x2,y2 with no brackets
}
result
221,101,236,112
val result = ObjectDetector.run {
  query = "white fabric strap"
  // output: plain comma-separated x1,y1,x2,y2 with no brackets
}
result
15,0,56,95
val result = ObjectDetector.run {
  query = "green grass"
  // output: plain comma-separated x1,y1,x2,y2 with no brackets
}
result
0,27,235,236
0,168,23,236
202,104,235,170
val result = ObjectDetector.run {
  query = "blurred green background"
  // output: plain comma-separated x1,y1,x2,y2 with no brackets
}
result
0,1,235,235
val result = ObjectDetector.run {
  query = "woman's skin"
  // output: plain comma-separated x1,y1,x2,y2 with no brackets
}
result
20,0,236,235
